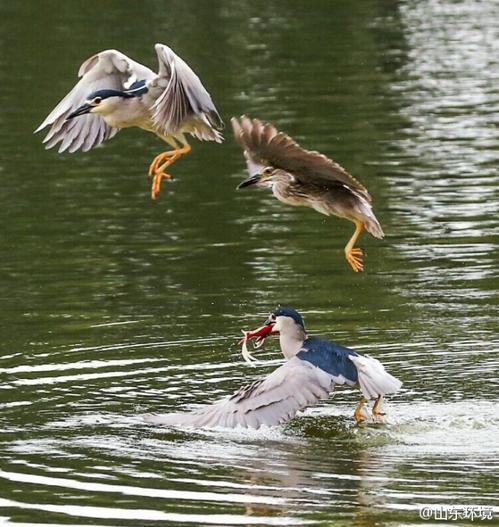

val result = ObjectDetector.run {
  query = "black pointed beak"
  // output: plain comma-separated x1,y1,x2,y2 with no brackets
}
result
264,317,277,331
237,174,261,189
66,103,92,120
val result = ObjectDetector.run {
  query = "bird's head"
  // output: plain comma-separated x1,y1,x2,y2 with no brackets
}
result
237,166,280,189
66,89,129,120
242,307,306,345
268,307,306,335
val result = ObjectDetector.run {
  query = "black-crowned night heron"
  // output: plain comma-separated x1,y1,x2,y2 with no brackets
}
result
232,116,384,272
146,307,402,429
35,44,223,199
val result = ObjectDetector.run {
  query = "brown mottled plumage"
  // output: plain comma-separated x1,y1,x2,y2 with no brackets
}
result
232,116,384,272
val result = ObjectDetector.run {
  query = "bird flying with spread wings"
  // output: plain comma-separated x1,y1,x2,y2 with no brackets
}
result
232,116,384,272
35,44,223,199
145,307,402,429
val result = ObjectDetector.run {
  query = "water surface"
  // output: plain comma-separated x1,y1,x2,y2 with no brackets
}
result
0,0,498,525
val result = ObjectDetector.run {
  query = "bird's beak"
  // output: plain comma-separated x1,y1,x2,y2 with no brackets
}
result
237,173,261,189
66,103,92,120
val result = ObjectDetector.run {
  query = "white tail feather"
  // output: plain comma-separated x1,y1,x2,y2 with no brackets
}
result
350,190,384,239
349,354,402,400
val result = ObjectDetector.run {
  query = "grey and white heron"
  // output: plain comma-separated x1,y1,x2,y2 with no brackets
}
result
146,307,402,429
232,116,384,272
35,44,223,199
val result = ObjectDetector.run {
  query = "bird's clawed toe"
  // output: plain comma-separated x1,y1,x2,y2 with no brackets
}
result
372,411,386,424
354,411,367,423
148,152,174,178
346,247,364,272
354,398,368,423
151,171,172,200
371,396,385,422
147,145,191,199
147,152,177,199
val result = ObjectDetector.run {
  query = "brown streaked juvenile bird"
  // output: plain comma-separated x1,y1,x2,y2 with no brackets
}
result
232,116,384,272
35,44,223,199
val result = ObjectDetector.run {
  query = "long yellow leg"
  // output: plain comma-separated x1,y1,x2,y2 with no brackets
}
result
344,220,365,272
372,395,385,418
354,397,367,422
148,142,192,200
148,151,175,177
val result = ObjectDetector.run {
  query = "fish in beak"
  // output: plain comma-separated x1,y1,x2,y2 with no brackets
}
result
238,316,278,365
238,322,274,347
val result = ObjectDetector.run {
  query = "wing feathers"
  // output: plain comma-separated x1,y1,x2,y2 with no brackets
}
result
37,44,224,152
145,357,333,429
78,54,100,77
231,115,371,199
151,44,223,139
35,49,155,153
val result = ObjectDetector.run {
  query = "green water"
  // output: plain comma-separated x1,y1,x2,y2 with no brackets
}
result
0,0,498,525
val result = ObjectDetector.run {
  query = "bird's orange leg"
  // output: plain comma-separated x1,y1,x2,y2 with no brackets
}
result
148,142,192,200
344,220,365,272
372,395,385,421
148,151,175,177
354,397,367,423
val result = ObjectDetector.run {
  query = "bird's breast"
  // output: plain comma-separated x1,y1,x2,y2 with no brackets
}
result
272,182,307,208
273,182,358,220
103,98,152,129
273,184,331,215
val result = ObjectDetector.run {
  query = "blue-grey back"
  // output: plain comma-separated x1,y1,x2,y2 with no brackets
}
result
297,337,359,383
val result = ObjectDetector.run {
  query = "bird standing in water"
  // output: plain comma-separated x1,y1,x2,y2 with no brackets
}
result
146,307,402,429
232,116,383,272
35,44,223,199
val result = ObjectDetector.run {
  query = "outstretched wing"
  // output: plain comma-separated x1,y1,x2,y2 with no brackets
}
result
35,49,155,153
145,357,333,429
150,44,223,140
231,115,370,201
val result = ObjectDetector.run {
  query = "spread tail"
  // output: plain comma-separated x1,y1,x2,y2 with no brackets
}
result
364,214,384,239
349,354,402,400
354,194,384,239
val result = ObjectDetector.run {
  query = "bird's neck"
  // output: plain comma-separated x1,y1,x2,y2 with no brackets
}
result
279,328,307,359
271,178,306,208
100,98,147,129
